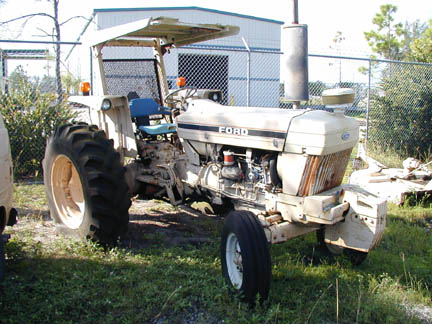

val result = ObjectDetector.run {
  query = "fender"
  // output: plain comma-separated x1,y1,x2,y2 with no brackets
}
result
68,95,137,159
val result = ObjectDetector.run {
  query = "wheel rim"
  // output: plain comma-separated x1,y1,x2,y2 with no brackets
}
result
226,232,243,289
51,155,85,229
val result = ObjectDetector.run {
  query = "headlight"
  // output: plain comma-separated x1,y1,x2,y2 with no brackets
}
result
209,91,222,102
101,99,112,111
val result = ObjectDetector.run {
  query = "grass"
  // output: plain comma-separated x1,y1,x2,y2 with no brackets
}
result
1,183,432,324
366,145,432,170
12,182,47,210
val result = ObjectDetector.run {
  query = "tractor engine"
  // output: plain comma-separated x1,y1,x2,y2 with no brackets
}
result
175,99,358,211
174,98,385,255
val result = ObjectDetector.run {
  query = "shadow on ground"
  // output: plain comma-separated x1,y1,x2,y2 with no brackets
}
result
122,200,224,249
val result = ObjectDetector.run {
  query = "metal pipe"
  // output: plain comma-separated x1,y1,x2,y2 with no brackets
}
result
292,0,300,108
366,58,371,143
242,37,251,107
309,53,432,67
181,45,282,55
284,25,309,103
89,47,93,95
292,0,299,24
0,39,81,45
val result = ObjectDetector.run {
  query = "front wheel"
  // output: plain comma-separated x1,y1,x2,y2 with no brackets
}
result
316,228,368,266
221,211,271,303
43,124,131,244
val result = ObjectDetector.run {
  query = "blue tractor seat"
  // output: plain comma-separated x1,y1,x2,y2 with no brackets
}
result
129,98,176,136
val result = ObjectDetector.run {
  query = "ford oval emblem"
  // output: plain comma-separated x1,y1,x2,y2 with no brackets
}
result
341,132,350,141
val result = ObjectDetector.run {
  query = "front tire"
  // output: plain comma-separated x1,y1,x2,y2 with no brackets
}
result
316,228,368,266
43,124,131,244
221,211,271,303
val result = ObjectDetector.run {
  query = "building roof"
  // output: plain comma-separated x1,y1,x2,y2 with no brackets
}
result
93,6,284,25
85,17,239,48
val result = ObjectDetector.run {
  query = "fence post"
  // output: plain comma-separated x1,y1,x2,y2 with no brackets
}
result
90,47,93,95
366,57,371,144
242,37,251,107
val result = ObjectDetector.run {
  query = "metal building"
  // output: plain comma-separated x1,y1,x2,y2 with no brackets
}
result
93,7,284,107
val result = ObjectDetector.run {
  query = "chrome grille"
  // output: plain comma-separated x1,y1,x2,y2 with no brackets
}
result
297,148,352,196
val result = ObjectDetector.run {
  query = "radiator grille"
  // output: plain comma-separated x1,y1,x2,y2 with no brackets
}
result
297,148,352,196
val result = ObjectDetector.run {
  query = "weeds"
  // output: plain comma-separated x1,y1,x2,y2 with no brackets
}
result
1,183,431,324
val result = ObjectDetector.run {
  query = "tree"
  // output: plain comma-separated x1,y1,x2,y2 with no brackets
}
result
409,20,432,63
401,20,428,58
308,81,327,97
34,75,56,93
61,72,82,95
364,4,405,60
331,31,345,86
0,0,90,107
0,74,76,178
8,66,31,90
369,64,432,157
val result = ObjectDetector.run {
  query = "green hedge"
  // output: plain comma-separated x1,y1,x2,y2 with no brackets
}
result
0,81,76,179
369,65,432,158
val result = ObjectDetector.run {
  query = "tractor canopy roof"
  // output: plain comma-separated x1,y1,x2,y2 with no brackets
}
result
87,16,239,49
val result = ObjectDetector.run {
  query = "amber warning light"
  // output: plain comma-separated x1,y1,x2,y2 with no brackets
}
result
176,77,186,88
80,82,91,96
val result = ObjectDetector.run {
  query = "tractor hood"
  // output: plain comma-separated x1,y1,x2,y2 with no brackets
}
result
87,17,239,48
176,100,359,155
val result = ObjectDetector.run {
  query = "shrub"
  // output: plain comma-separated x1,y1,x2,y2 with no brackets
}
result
369,64,432,158
0,80,76,179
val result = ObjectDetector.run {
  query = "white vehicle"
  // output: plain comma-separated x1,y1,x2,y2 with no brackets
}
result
0,112,17,281
43,17,386,302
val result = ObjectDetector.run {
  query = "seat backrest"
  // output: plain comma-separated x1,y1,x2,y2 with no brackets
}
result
129,98,161,118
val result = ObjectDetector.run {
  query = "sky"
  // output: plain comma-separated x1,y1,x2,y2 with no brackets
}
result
0,0,431,81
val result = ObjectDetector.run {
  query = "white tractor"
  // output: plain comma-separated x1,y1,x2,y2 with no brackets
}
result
0,112,17,281
43,17,386,302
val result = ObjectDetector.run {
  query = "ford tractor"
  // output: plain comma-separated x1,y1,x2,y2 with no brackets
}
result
43,17,386,302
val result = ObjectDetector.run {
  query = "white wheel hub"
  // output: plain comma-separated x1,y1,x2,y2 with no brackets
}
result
226,232,243,289
51,155,85,229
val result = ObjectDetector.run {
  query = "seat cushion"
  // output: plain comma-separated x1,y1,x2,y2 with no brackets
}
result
138,123,177,135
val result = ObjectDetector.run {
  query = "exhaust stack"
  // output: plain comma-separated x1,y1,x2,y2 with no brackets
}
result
284,0,309,105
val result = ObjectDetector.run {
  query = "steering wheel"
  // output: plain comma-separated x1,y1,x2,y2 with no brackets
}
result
164,87,197,106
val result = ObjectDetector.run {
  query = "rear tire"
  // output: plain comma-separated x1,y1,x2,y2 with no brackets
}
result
43,124,131,244
221,211,271,303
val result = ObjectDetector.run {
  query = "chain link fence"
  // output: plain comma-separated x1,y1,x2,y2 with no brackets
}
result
1,40,432,179
0,45,78,179
308,55,432,164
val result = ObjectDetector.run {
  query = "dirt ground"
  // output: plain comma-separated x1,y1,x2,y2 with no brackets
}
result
123,199,223,248
9,198,224,250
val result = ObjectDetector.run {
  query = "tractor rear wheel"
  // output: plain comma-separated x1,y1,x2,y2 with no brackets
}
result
43,124,131,244
221,210,271,303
